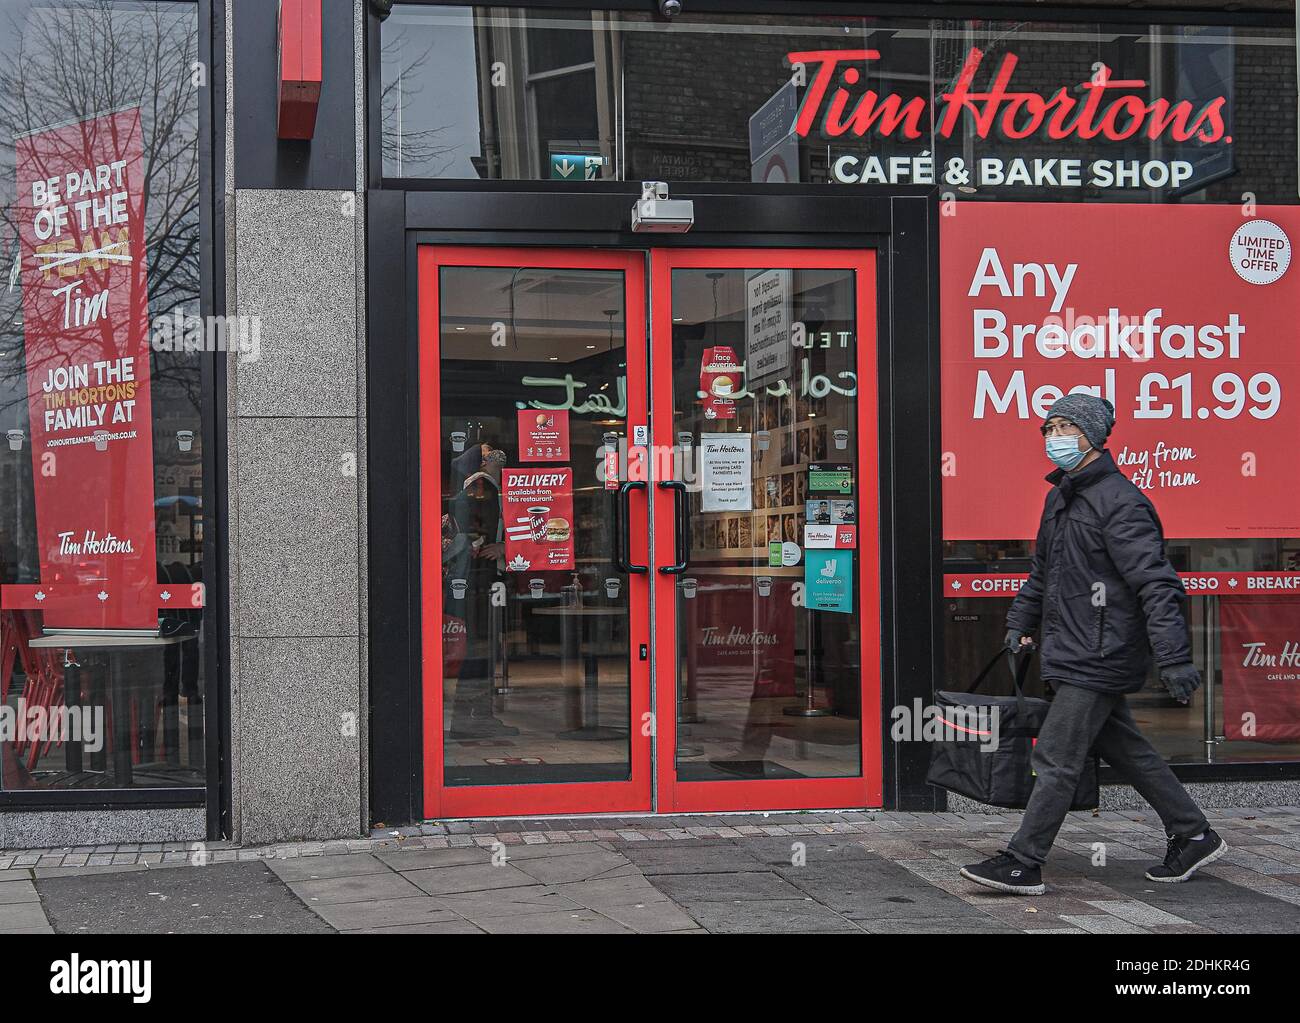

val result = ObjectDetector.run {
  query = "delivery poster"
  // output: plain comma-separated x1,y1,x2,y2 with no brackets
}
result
501,467,575,572
941,203,1300,540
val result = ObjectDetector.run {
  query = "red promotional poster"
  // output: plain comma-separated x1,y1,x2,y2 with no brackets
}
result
517,408,569,462
442,614,467,678
685,573,796,698
501,467,575,572
699,346,741,420
6,108,158,630
1221,597,1300,742
941,203,1300,540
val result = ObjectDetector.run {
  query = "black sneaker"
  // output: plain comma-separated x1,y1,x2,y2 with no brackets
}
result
960,851,1045,895
1145,829,1227,883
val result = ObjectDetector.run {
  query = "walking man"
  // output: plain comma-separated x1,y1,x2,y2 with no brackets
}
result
961,393,1226,895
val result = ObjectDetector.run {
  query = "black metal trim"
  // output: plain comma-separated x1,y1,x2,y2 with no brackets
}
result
884,193,944,812
204,0,231,842
378,0,1290,30
366,188,933,823
0,790,205,811
365,2,385,191
0,0,224,823
1111,761,1300,785
366,191,420,827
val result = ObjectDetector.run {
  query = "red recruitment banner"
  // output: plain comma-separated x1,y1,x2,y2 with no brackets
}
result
944,572,1300,598
501,467,575,572
940,203,1300,541
6,108,158,630
1220,597,1300,742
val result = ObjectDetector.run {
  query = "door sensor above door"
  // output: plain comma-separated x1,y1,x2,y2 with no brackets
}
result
632,181,695,233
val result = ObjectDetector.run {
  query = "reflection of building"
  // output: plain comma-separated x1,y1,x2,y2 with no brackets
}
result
391,8,1297,202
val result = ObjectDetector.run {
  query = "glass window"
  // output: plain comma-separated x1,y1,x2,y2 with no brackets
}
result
437,265,632,787
383,3,1300,769
669,267,864,782
0,1,207,792
381,5,1297,205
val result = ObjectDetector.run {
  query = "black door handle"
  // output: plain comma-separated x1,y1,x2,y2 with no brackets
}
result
615,481,648,574
658,480,691,575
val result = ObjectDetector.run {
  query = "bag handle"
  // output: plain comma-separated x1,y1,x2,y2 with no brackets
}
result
967,647,1034,694
967,648,1035,722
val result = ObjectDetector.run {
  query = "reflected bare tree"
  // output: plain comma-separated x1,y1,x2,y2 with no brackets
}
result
381,33,460,176
0,0,200,418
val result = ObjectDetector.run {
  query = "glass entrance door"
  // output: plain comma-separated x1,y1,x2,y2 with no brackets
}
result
651,249,882,812
419,247,652,817
418,245,880,819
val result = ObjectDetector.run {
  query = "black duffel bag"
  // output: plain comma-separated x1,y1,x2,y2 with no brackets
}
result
926,649,1099,811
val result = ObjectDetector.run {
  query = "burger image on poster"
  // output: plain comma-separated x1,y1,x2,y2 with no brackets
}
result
545,517,570,543
1230,219,1291,286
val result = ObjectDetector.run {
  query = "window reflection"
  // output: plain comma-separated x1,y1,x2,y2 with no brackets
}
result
0,0,205,791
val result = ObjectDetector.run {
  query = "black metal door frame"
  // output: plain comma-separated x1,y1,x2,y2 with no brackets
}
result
365,185,943,824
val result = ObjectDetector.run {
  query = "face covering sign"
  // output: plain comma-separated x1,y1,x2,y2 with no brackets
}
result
6,108,159,630
941,203,1300,540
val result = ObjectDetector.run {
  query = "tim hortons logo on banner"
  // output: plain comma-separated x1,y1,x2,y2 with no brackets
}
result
1240,640,1300,671
788,48,1229,144
701,625,781,649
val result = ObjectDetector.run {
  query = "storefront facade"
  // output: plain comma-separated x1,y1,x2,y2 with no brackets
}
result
1,0,1297,846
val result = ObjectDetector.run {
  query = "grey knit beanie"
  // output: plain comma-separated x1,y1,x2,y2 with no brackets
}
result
1042,393,1115,449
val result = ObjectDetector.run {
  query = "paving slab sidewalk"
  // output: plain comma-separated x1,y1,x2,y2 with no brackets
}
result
3,808,1300,934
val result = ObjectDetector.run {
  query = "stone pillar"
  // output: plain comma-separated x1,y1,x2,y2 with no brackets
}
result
222,1,369,844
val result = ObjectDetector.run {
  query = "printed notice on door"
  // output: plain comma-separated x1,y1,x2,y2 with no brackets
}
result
700,433,753,512
502,467,575,572
746,268,790,388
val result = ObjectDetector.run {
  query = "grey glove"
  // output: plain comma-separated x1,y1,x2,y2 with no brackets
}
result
1160,662,1202,705
1004,628,1035,653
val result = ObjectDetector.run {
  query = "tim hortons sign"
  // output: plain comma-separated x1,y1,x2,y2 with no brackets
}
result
788,48,1230,190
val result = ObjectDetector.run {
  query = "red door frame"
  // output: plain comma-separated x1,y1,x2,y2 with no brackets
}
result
418,246,652,819
418,245,881,819
650,248,883,813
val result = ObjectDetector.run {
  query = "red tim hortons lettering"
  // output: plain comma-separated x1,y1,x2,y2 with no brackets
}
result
790,47,1228,145
788,50,925,140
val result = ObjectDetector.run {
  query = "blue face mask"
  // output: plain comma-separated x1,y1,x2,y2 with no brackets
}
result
1045,434,1090,471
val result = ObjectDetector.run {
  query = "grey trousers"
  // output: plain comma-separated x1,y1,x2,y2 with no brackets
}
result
1007,681,1209,867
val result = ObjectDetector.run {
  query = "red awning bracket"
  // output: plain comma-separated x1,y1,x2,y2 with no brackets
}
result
277,0,322,140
